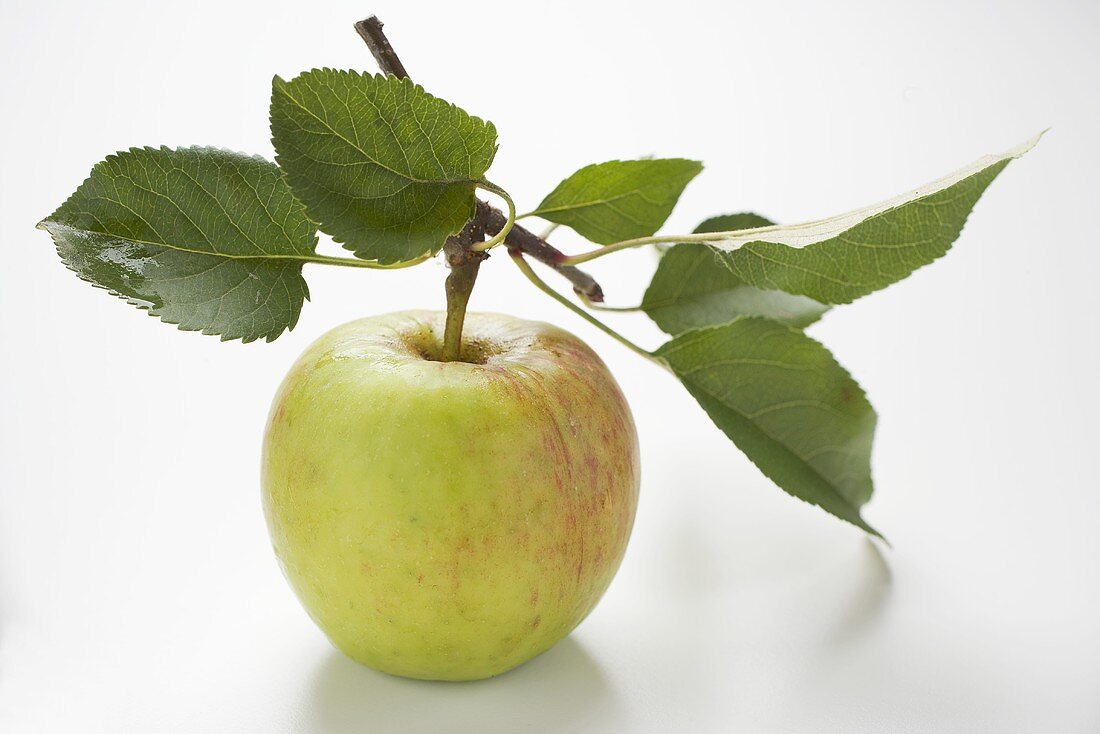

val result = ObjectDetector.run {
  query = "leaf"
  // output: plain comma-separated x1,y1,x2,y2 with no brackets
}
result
655,317,880,537
693,212,776,233
526,158,702,245
642,212,829,333
270,69,498,264
665,134,1041,304
38,146,318,343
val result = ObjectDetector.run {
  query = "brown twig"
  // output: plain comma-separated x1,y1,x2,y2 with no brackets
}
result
353,16,409,80
475,202,603,301
353,15,606,302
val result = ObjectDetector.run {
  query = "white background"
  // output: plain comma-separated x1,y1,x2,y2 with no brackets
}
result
2,1,1098,731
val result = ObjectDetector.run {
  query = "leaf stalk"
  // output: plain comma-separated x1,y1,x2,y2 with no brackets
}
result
308,253,432,269
578,293,643,313
559,233,710,265
508,249,666,369
471,181,515,252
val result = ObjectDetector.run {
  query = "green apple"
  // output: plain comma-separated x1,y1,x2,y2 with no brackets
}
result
261,310,640,681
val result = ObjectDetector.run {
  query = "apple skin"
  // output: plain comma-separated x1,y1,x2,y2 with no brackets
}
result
261,310,640,681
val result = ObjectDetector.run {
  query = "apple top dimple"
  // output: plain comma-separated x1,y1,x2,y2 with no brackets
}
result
299,310,605,385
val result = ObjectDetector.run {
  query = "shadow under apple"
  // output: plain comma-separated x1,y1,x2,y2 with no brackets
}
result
302,635,616,733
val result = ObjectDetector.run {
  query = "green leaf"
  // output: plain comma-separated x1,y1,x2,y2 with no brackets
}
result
655,317,880,537
693,212,776,234
270,69,498,264
666,134,1041,304
642,212,829,333
526,158,702,245
38,146,318,343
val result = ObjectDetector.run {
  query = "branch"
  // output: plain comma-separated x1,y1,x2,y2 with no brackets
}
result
474,202,603,301
353,16,409,79
353,15,606,302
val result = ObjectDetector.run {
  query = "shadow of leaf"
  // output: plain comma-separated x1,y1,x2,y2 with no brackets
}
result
828,539,893,645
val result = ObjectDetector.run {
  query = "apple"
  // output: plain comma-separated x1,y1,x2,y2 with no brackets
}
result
261,310,640,681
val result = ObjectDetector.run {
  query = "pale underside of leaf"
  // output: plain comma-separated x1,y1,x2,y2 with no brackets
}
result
270,69,498,264
39,146,317,343
666,134,1041,304
656,317,880,537
643,213,830,333
694,135,1039,251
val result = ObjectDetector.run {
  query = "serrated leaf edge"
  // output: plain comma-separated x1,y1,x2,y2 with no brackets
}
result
656,316,883,539
681,133,1043,254
527,158,704,218
38,145,316,344
269,68,498,262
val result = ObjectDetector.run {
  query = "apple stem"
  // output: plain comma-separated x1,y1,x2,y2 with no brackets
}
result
441,219,487,362
352,15,606,304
